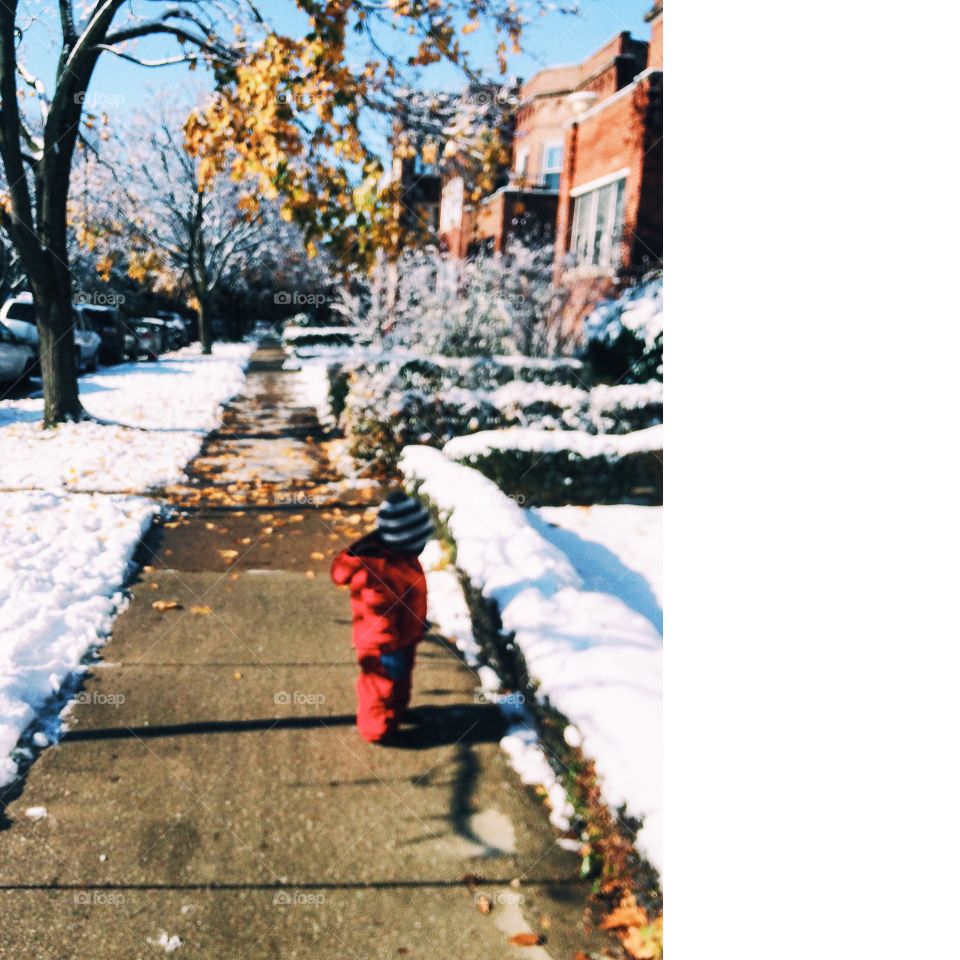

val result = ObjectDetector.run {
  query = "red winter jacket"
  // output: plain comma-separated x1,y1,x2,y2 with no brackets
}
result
330,536,428,661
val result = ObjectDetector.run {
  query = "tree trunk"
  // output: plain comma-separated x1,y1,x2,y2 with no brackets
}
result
33,255,83,426
198,297,213,355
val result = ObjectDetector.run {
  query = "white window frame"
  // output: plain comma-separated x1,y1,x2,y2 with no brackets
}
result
569,176,627,268
515,148,529,177
540,141,564,190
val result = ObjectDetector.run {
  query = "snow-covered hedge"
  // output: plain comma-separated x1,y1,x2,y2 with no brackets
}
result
400,447,662,870
335,356,662,474
443,427,663,505
283,325,357,349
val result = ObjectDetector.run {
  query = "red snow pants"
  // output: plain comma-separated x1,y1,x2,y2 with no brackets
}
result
355,648,417,743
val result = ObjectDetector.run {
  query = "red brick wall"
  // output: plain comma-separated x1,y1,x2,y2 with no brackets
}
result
553,73,662,340
513,95,574,186
648,15,663,70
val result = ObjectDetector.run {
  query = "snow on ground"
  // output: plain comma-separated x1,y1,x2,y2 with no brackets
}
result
0,342,253,783
443,424,664,460
0,343,252,492
529,505,663,635
0,491,157,786
401,447,662,868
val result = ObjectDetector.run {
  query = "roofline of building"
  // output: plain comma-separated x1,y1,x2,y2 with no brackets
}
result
517,35,648,107
563,68,662,127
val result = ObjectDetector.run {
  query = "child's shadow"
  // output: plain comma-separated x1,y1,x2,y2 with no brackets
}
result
400,704,505,750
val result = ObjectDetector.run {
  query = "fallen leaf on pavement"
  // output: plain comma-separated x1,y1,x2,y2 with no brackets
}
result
151,600,182,612
508,933,543,947
310,552,325,560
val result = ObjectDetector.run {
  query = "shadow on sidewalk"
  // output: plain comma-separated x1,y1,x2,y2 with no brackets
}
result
59,704,505,750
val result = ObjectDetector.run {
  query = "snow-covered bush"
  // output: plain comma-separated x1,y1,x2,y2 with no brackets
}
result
443,427,664,505
583,275,663,384
356,239,569,357
283,325,357,349
335,356,663,473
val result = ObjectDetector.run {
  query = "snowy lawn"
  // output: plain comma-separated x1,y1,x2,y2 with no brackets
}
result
0,343,253,785
529,505,663,636
401,447,663,869
0,342,253,492
0,491,157,786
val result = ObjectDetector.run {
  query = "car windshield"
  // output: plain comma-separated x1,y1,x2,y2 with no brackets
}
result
4,301,36,324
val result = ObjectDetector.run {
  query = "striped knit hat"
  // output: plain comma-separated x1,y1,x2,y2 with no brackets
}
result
376,491,434,554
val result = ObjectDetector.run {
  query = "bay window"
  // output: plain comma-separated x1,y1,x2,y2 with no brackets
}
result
569,177,627,268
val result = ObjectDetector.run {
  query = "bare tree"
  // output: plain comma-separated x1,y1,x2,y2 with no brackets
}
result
101,107,267,353
0,1,232,423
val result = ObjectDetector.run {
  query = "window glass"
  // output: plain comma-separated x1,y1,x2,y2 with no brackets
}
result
542,144,563,190
4,301,36,324
570,177,627,268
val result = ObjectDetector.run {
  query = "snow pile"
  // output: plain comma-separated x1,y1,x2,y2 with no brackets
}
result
444,425,664,461
0,490,157,786
418,539,574,831
401,447,662,868
297,356,337,426
529,505,663,639
0,343,252,491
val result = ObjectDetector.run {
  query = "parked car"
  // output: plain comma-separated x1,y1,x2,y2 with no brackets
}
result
0,292,40,349
127,319,165,361
71,307,101,372
0,292,102,375
75,303,124,364
0,323,34,385
154,310,188,348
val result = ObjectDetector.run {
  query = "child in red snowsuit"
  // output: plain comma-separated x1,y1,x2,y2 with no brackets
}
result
330,491,433,744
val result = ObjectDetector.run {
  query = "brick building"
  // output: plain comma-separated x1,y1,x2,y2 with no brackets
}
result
553,60,663,338
396,8,663,342
438,31,650,267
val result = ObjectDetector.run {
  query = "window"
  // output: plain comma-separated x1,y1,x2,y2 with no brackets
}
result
541,143,563,190
4,301,36,324
569,177,627,268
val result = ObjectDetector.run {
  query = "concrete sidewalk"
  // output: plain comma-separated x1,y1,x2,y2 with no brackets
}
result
0,342,606,959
